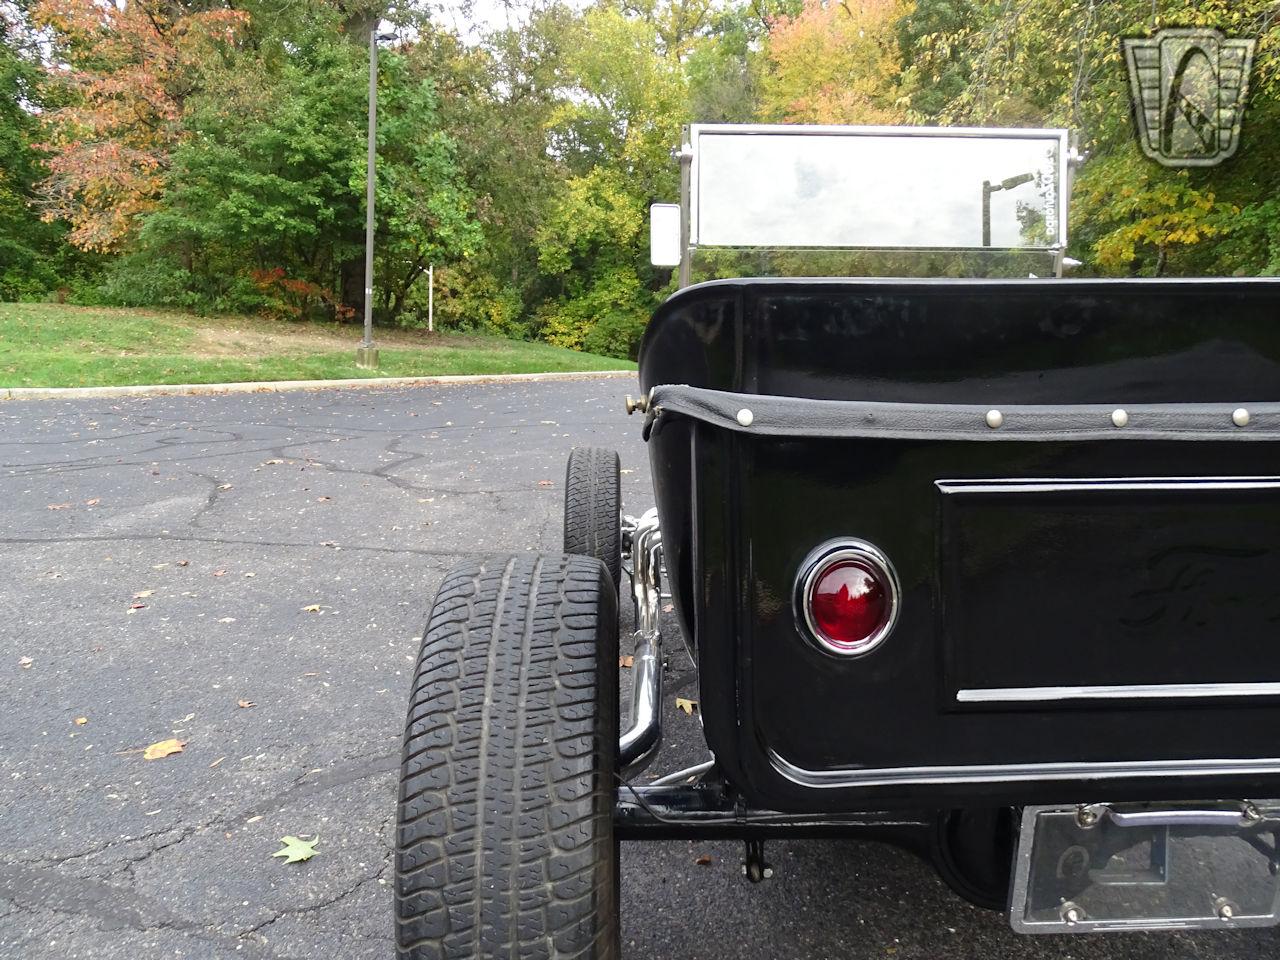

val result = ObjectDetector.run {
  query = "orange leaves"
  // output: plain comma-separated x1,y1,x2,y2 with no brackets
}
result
143,738,186,760
31,0,247,251
761,0,907,125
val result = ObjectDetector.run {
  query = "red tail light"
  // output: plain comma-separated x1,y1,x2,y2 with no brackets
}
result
796,541,899,656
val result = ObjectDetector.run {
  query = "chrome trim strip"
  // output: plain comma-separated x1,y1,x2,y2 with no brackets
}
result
957,682,1280,703
938,476,1280,494
768,749,1280,789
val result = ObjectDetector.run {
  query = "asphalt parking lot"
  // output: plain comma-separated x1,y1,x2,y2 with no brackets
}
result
1,376,1277,959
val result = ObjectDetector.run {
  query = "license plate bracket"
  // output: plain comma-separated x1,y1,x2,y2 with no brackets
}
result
1010,802,1280,933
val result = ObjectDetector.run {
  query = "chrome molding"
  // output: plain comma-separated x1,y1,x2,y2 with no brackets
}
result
768,749,1280,790
958,682,1280,703
938,476,1280,494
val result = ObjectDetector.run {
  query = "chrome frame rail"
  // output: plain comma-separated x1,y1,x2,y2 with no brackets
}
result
619,508,663,774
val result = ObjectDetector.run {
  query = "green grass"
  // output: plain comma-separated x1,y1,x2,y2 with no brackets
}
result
0,303,633,388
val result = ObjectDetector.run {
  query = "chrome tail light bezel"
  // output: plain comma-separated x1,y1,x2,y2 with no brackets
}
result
793,538,901,658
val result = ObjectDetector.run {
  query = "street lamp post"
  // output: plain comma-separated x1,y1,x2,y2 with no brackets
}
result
356,27,396,369
981,172,1035,247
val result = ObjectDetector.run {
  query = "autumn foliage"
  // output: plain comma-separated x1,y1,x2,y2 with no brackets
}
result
33,0,245,251
762,0,907,124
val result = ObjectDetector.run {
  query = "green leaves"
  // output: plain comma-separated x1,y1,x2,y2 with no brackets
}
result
272,835,319,864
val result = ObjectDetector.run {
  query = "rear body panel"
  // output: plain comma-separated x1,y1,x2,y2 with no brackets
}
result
638,279,1280,811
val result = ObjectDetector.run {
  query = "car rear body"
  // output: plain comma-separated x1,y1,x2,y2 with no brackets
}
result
638,276,1280,813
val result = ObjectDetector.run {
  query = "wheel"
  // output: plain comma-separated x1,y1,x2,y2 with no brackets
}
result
563,447,621,590
395,554,620,959
930,807,1017,911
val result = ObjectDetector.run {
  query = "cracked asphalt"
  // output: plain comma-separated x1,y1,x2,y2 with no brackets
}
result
2,376,1277,959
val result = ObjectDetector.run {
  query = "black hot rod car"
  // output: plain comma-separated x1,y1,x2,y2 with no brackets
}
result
392,126,1280,956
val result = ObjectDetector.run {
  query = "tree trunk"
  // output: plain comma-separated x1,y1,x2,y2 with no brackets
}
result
339,257,365,324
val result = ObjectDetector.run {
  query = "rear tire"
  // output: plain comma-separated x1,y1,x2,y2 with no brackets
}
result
563,447,621,590
930,807,1017,911
395,554,620,959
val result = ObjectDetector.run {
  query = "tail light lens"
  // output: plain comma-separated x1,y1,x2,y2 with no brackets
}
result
796,540,900,657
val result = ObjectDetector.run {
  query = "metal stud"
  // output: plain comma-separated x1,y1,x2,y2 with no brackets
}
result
1233,408,1251,427
1111,409,1129,428
985,409,1004,429
736,408,754,427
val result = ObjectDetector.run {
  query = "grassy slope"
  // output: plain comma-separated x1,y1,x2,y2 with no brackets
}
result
0,304,632,388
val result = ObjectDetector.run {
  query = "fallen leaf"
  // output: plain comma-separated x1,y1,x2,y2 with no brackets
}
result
662,603,674,614
695,854,713,866
209,756,225,768
176,559,190,567
47,503,71,510
74,717,88,726
676,698,698,716
246,815,263,823
19,657,33,669
217,617,236,624
237,699,255,709
212,569,227,577
272,835,319,864
619,655,635,668
301,604,322,613
262,459,285,465
129,603,147,611
217,484,233,491
85,498,100,506
133,590,154,599
143,738,185,760
537,480,553,487
416,498,435,503
315,496,331,502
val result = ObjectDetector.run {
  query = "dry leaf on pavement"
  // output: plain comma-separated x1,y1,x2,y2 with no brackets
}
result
302,604,322,613
619,655,634,668
143,738,186,760
675,698,698,716
272,836,319,864
74,717,88,726
19,657,33,669
47,503,71,510
695,854,713,866
237,699,255,709
133,590,154,599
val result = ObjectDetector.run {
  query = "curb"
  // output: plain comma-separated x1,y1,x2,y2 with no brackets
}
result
1,369,637,402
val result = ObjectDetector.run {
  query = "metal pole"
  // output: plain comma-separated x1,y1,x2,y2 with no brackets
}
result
357,27,379,368
677,126,692,289
427,263,434,333
981,180,992,248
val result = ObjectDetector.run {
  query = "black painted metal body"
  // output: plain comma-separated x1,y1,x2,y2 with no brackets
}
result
636,277,1280,814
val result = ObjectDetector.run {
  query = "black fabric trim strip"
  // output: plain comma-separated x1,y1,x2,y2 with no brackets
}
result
646,384,1280,442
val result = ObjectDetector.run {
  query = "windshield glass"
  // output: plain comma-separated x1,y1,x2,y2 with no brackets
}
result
694,127,1063,251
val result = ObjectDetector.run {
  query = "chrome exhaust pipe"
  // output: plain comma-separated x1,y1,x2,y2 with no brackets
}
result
619,508,662,774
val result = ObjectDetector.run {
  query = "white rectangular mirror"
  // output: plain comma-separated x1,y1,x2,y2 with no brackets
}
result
649,203,682,267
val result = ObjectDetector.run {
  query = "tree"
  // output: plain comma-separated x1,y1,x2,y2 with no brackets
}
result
761,0,908,124
33,0,246,251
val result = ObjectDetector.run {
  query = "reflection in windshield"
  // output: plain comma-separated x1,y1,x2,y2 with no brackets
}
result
696,131,1061,250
